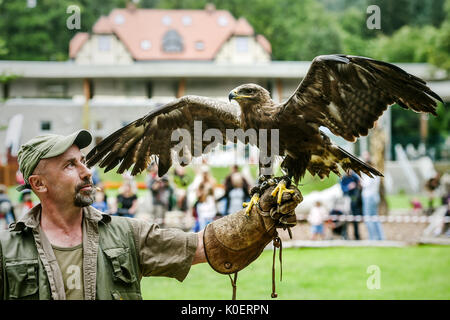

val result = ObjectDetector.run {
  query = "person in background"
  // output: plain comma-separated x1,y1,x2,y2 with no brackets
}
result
92,189,108,213
340,171,362,240
307,200,328,240
192,184,217,231
149,175,174,227
0,185,15,229
329,196,349,240
114,182,138,218
218,171,250,216
425,172,441,215
361,167,385,241
172,165,190,212
17,189,34,220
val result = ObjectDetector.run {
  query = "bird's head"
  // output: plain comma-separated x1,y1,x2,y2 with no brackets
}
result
228,84,271,108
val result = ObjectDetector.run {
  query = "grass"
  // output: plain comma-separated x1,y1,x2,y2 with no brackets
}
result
141,245,450,300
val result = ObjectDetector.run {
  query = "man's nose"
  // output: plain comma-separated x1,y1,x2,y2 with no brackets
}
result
79,162,92,180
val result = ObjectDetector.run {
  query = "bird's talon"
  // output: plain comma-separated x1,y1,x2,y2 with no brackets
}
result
243,194,259,216
271,180,294,204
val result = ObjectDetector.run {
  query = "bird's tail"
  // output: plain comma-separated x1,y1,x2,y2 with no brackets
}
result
306,133,383,181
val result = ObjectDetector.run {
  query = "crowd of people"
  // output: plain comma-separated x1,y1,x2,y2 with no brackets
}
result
308,169,385,241
2,159,449,240
70,162,252,232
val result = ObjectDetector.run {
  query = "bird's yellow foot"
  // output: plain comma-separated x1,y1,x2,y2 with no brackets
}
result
271,180,294,204
243,193,260,216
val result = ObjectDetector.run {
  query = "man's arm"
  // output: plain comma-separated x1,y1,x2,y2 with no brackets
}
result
192,230,206,265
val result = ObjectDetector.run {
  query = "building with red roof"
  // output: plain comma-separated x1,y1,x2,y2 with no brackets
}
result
69,4,271,64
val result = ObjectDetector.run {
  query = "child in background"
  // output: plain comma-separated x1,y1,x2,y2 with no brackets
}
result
92,189,108,213
308,201,328,240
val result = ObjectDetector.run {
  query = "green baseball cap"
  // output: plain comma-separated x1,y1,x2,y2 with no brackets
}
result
16,130,92,191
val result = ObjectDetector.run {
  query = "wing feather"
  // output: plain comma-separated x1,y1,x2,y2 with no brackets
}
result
86,95,241,176
281,54,442,142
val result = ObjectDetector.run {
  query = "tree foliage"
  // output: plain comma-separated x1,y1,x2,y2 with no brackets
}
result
0,0,448,158
0,0,448,65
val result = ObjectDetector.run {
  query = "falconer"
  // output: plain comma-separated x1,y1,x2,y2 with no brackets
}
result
0,130,300,300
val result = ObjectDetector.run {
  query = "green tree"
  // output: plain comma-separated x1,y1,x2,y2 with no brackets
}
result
429,0,450,72
0,0,126,61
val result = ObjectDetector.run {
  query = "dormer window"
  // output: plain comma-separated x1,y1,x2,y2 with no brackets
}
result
162,29,183,53
114,14,125,25
182,16,192,26
140,40,151,50
98,36,111,52
236,37,249,53
217,16,228,26
195,41,205,51
162,15,172,26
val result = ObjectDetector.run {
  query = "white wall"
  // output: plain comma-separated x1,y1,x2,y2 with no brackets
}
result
75,35,133,65
215,36,271,64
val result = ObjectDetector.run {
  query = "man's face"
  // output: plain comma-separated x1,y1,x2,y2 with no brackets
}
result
34,145,95,207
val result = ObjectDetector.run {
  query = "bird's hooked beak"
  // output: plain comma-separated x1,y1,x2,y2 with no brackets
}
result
228,90,251,102
228,91,237,102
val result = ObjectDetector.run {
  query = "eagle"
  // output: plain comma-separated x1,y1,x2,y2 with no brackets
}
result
86,55,442,213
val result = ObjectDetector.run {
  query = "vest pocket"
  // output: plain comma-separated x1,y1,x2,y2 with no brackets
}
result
5,259,39,299
103,247,137,284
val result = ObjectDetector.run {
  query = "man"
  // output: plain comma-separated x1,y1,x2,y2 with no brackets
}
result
0,130,300,300
340,171,362,240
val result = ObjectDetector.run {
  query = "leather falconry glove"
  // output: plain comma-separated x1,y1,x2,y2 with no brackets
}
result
203,182,302,298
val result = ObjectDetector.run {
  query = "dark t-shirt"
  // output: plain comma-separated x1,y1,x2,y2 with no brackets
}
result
117,194,137,210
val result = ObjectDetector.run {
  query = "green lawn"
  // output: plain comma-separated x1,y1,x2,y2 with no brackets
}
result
141,245,450,300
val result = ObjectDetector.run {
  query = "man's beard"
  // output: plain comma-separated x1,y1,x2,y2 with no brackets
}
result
74,179,95,207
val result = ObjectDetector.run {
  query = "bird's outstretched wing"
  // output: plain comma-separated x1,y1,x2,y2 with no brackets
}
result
281,54,443,142
86,96,241,176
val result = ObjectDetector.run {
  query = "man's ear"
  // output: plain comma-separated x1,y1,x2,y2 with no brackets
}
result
28,174,47,193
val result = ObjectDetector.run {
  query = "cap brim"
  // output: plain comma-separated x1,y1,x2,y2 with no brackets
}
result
43,130,92,159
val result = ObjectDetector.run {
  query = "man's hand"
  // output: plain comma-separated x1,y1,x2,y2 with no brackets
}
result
258,184,302,228
201,183,303,274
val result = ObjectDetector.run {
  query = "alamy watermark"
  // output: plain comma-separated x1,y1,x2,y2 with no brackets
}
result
66,5,81,30
366,265,381,290
171,121,279,175
366,5,381,30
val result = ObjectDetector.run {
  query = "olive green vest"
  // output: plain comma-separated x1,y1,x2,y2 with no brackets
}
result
0,217,142,300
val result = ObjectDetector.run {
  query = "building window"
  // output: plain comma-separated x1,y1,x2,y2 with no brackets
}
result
236,37,249,53
40,121,52,131
217,16,228,27
182,15,192,26
114,14,125,25
162,15,172,26
42,82,68,98
140,40,151,51
162,29,184,53
195,41,205,51
98,36,111,52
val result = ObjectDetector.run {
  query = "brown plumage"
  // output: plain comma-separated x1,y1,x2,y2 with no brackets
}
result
86,54,442,184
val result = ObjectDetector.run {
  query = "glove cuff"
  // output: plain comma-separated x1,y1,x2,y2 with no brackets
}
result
203,207,277,274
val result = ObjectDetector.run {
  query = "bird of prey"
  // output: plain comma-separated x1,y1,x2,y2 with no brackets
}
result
86,54,442,214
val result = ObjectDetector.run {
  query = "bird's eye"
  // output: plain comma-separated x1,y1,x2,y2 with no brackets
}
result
241,88,252,95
